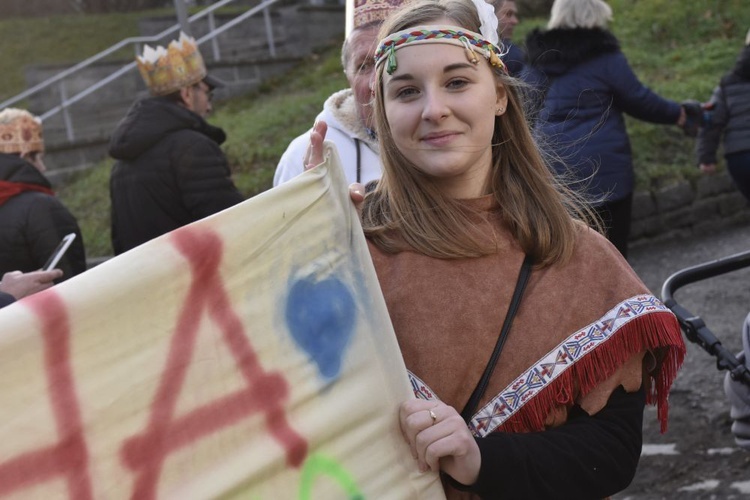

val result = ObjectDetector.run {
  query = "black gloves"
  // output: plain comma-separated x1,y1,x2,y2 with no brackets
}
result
681,99,707,137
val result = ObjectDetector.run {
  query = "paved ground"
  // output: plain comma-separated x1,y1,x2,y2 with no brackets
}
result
614,223,750,499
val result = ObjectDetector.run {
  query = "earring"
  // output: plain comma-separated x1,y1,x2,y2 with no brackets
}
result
495,107,505,115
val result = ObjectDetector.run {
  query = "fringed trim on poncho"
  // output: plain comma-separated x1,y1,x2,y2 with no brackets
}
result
468,295,685,436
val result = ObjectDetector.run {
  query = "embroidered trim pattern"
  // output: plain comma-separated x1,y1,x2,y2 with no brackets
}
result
468,294,671,437
408,370,438,401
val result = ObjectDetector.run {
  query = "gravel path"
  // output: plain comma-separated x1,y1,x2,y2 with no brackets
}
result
615,223,750,499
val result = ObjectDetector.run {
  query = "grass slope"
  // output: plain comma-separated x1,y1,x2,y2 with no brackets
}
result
28,0,750,257
0,13,149,103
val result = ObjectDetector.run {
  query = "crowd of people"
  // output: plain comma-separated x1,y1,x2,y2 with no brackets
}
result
2,0,749,496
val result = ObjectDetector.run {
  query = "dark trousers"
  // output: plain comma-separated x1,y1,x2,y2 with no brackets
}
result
594,193,633,259
726,150,750,204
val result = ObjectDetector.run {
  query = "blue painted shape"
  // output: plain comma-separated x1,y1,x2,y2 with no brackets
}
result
285,276,356,380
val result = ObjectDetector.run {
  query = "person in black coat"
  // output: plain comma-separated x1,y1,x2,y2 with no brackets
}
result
109,33,244,255
0,108,86,280
523,0,694,258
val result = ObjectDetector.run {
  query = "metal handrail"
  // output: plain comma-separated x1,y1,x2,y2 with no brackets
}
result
38,0,279,123
0,0,281,139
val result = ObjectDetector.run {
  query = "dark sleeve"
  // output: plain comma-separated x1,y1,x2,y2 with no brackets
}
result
607,52,682,124
463,385,645,500
696,85,726,165
172,134,244,221
25,195,87,281
0,291,15,308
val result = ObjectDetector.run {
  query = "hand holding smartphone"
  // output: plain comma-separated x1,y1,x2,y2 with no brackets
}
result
42,233,76,271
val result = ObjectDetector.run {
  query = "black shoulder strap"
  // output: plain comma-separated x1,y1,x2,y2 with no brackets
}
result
461,254,534,423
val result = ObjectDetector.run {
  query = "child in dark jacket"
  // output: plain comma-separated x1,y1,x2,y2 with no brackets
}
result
696,29,750,203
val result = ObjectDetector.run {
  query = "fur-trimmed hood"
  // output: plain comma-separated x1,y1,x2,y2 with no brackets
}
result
526,27,620,77
323,89,378,151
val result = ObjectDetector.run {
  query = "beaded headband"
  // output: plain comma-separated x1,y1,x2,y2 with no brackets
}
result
374,25,507,75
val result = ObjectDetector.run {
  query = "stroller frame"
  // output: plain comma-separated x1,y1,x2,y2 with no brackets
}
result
661,249,750,387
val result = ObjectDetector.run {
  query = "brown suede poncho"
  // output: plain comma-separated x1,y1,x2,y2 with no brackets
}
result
367,196,685,497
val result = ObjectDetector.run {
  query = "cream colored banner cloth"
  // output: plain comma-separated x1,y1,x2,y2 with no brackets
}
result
0,143,445,500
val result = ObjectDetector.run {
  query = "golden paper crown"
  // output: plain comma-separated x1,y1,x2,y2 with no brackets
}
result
136,32,207,96
346,0,408,36
0,108,44,155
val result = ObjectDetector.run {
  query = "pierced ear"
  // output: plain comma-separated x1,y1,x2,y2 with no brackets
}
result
495,83,509,116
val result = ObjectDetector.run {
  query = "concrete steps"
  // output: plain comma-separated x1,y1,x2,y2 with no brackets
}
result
22,2,344,180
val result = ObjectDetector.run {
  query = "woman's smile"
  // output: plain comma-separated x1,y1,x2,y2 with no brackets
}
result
420,130,462,146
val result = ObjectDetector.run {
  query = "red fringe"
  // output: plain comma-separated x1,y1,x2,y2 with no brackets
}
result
497,311,686,434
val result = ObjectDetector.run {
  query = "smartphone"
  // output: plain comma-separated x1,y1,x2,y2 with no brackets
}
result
42,233,76,271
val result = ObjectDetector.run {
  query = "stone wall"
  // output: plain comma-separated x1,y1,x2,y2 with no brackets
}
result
630,171,750,249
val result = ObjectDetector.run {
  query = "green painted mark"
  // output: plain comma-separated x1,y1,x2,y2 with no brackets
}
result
298,453,365,500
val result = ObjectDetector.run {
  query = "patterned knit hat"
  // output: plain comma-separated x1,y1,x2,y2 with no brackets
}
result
346,0,408,36
0,108,44,155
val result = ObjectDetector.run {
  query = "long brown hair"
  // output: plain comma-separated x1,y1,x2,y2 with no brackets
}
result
361,0,598,267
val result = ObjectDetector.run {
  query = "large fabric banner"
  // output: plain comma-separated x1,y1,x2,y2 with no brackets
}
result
0,144,445,499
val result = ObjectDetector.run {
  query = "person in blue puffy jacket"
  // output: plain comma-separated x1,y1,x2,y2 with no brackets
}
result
523,0,693,258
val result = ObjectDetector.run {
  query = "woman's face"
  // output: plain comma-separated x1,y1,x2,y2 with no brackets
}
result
382,34,507,199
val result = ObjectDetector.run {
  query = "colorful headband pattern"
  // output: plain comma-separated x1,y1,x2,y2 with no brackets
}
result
374,25,507,75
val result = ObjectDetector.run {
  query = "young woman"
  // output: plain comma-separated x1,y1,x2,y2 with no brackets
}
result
305,0,685,497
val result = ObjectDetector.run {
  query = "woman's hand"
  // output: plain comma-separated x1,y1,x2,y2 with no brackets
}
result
399,399,481,486
350,183,365,214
